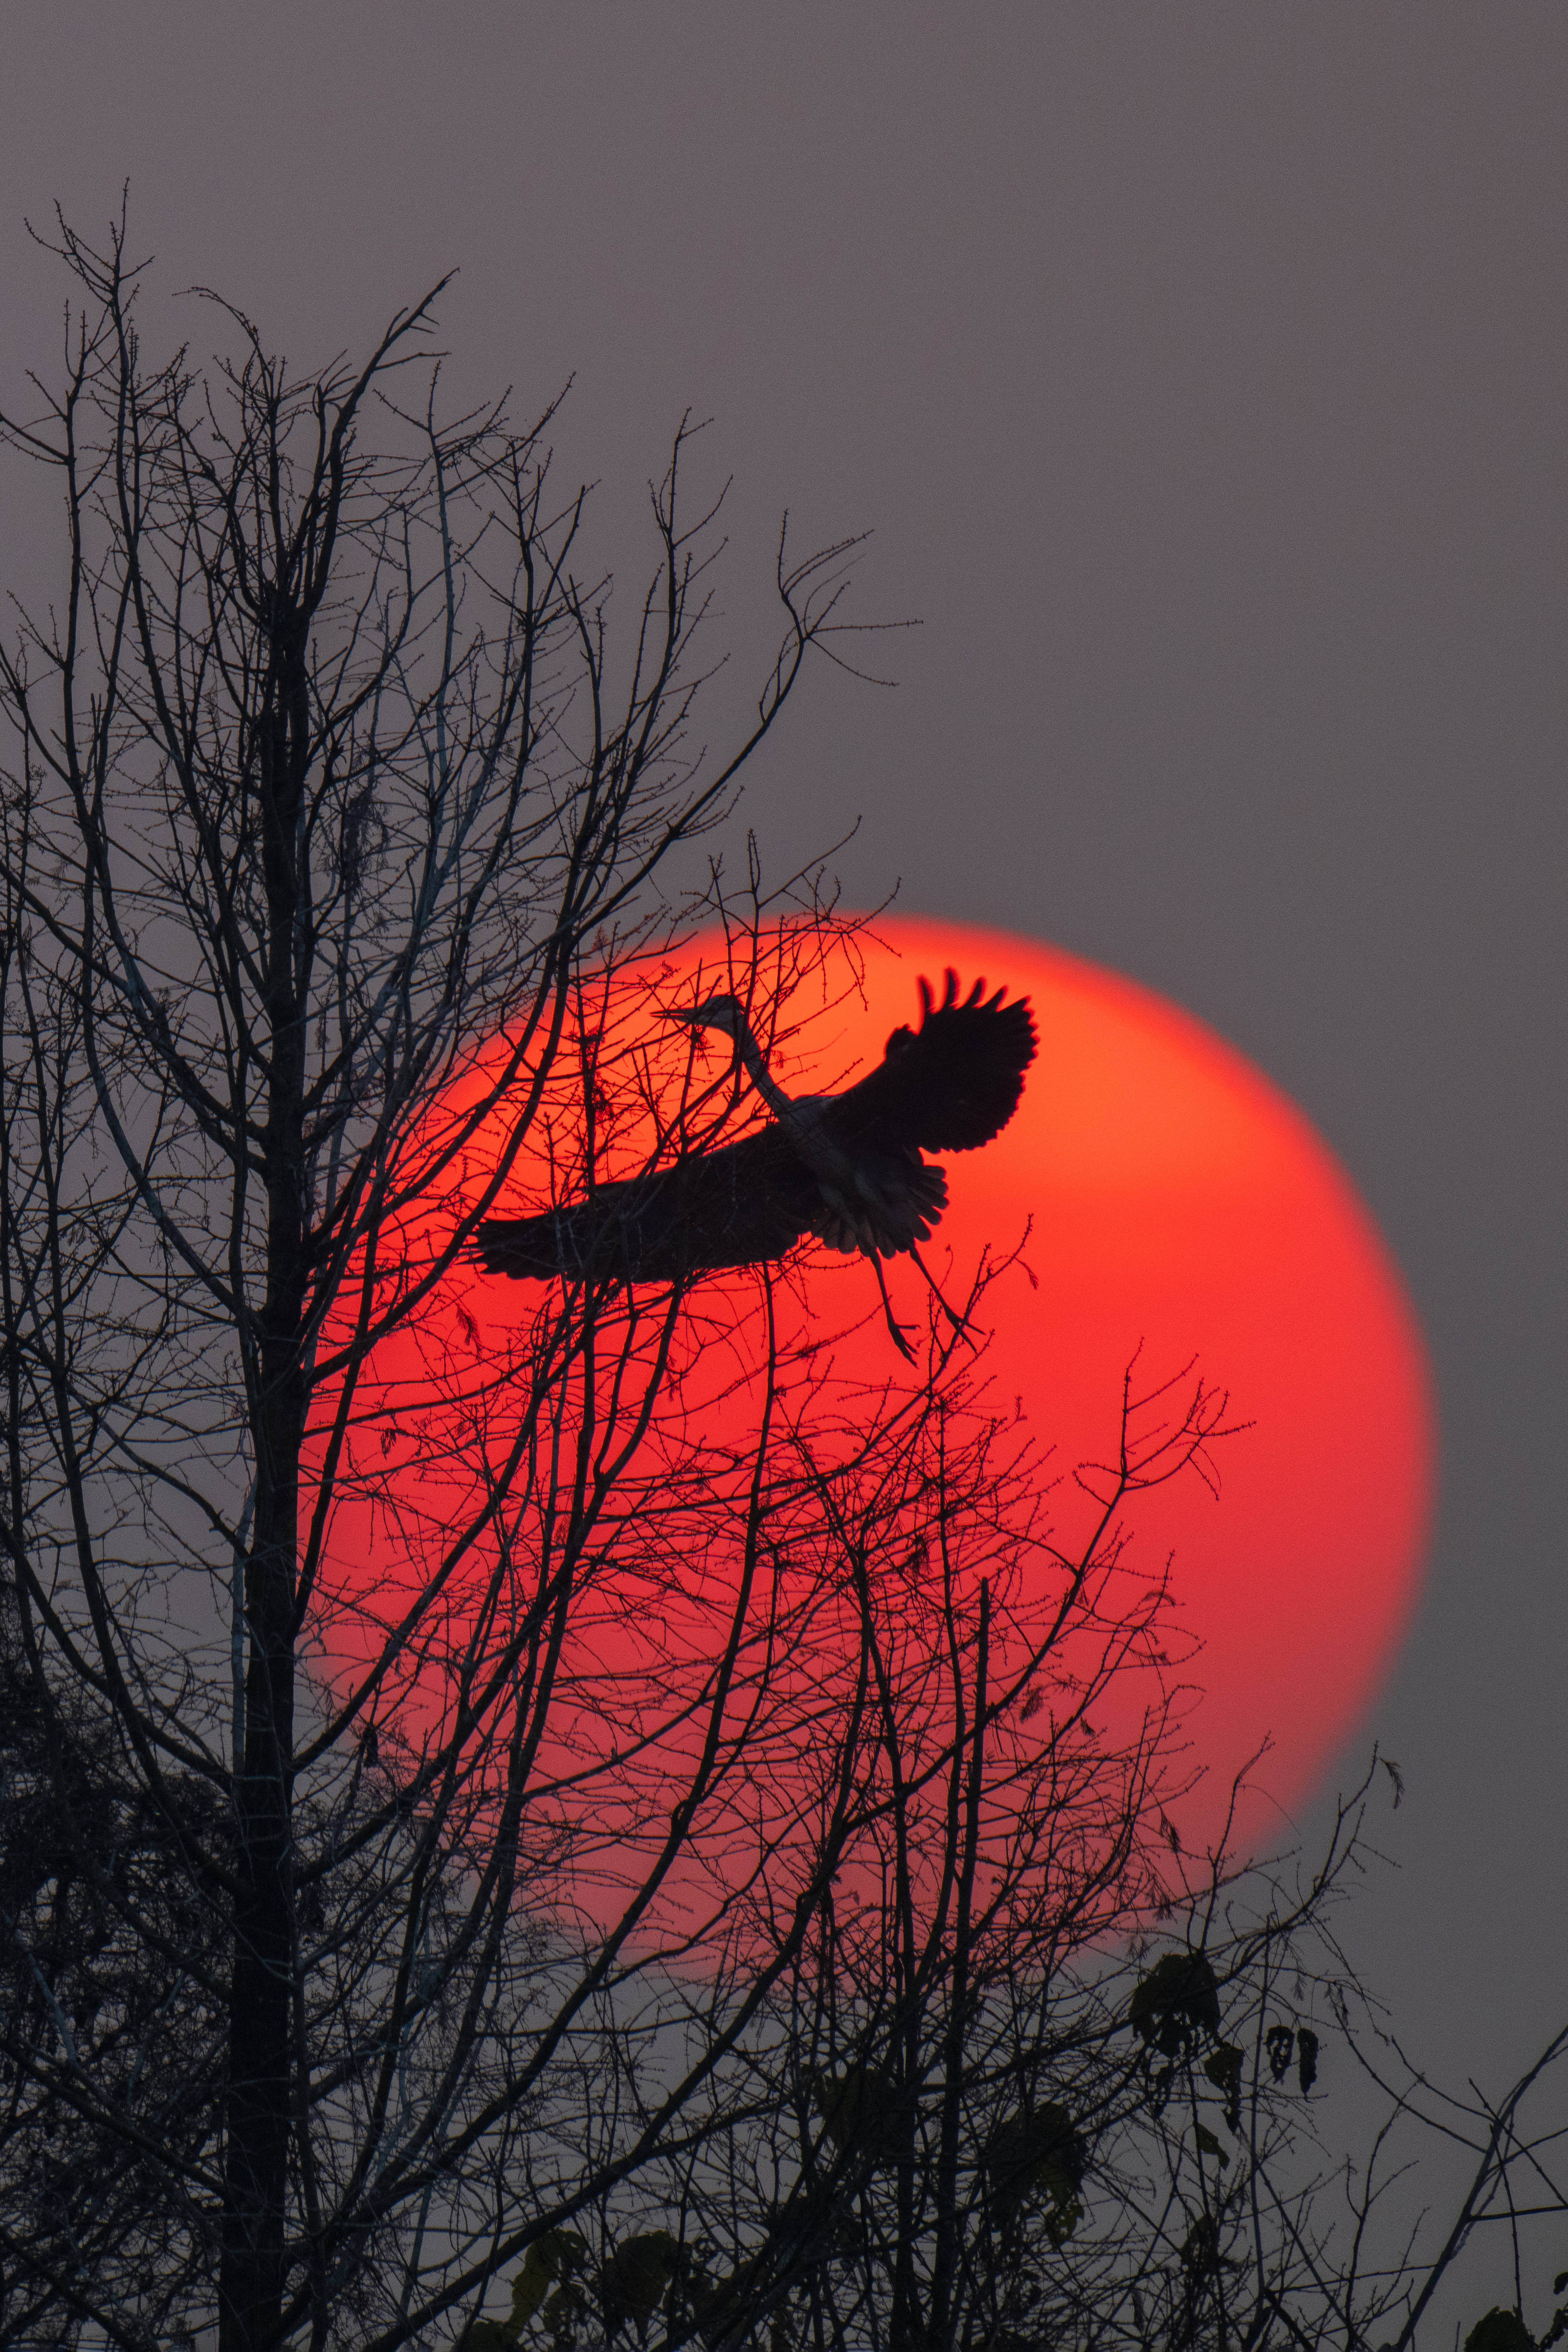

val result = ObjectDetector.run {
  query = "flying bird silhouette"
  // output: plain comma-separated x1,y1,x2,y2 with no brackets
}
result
475,970,1037,1354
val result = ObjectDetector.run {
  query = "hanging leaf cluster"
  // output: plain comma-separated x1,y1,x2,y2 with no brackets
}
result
1127,1952,1222,2057
602,2233,683,2339
984,2102,1088,2246
1201,2041,1245,2134
1129,1949,1252,2166
1465,2311,1536,2352
462,2230,589,2352
1266,2022,1320,2093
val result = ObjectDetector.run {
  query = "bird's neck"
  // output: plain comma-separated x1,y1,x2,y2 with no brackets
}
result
734,1027,852,1182
734,1029,796,1123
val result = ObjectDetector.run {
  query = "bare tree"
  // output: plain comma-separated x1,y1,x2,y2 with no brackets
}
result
0,204,888,2351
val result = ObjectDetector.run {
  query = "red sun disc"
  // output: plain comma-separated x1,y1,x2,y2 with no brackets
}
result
309,917,1433,1907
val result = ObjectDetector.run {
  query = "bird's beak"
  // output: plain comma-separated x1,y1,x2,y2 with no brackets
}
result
663,1008,714,1051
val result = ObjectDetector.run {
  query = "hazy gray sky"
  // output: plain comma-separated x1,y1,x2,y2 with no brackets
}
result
3,0,1564,2292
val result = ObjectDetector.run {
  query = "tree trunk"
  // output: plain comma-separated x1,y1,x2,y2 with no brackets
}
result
220,591,313,2352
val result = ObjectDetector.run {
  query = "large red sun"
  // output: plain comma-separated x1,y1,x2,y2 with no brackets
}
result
312,917,1432,1888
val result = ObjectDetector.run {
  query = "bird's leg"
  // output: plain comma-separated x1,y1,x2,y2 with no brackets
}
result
868,1251,918,1364
906,1241,981,1350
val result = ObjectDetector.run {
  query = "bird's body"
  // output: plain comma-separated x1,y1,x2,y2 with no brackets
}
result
475,971,1036,1302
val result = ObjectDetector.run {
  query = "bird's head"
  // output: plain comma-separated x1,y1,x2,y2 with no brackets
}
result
663,994,751,1046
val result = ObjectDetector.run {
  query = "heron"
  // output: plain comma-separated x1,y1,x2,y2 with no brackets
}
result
474,970,1037,1357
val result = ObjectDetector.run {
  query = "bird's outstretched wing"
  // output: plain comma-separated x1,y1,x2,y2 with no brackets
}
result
824,971,1037,1156
476,1125,821,1284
